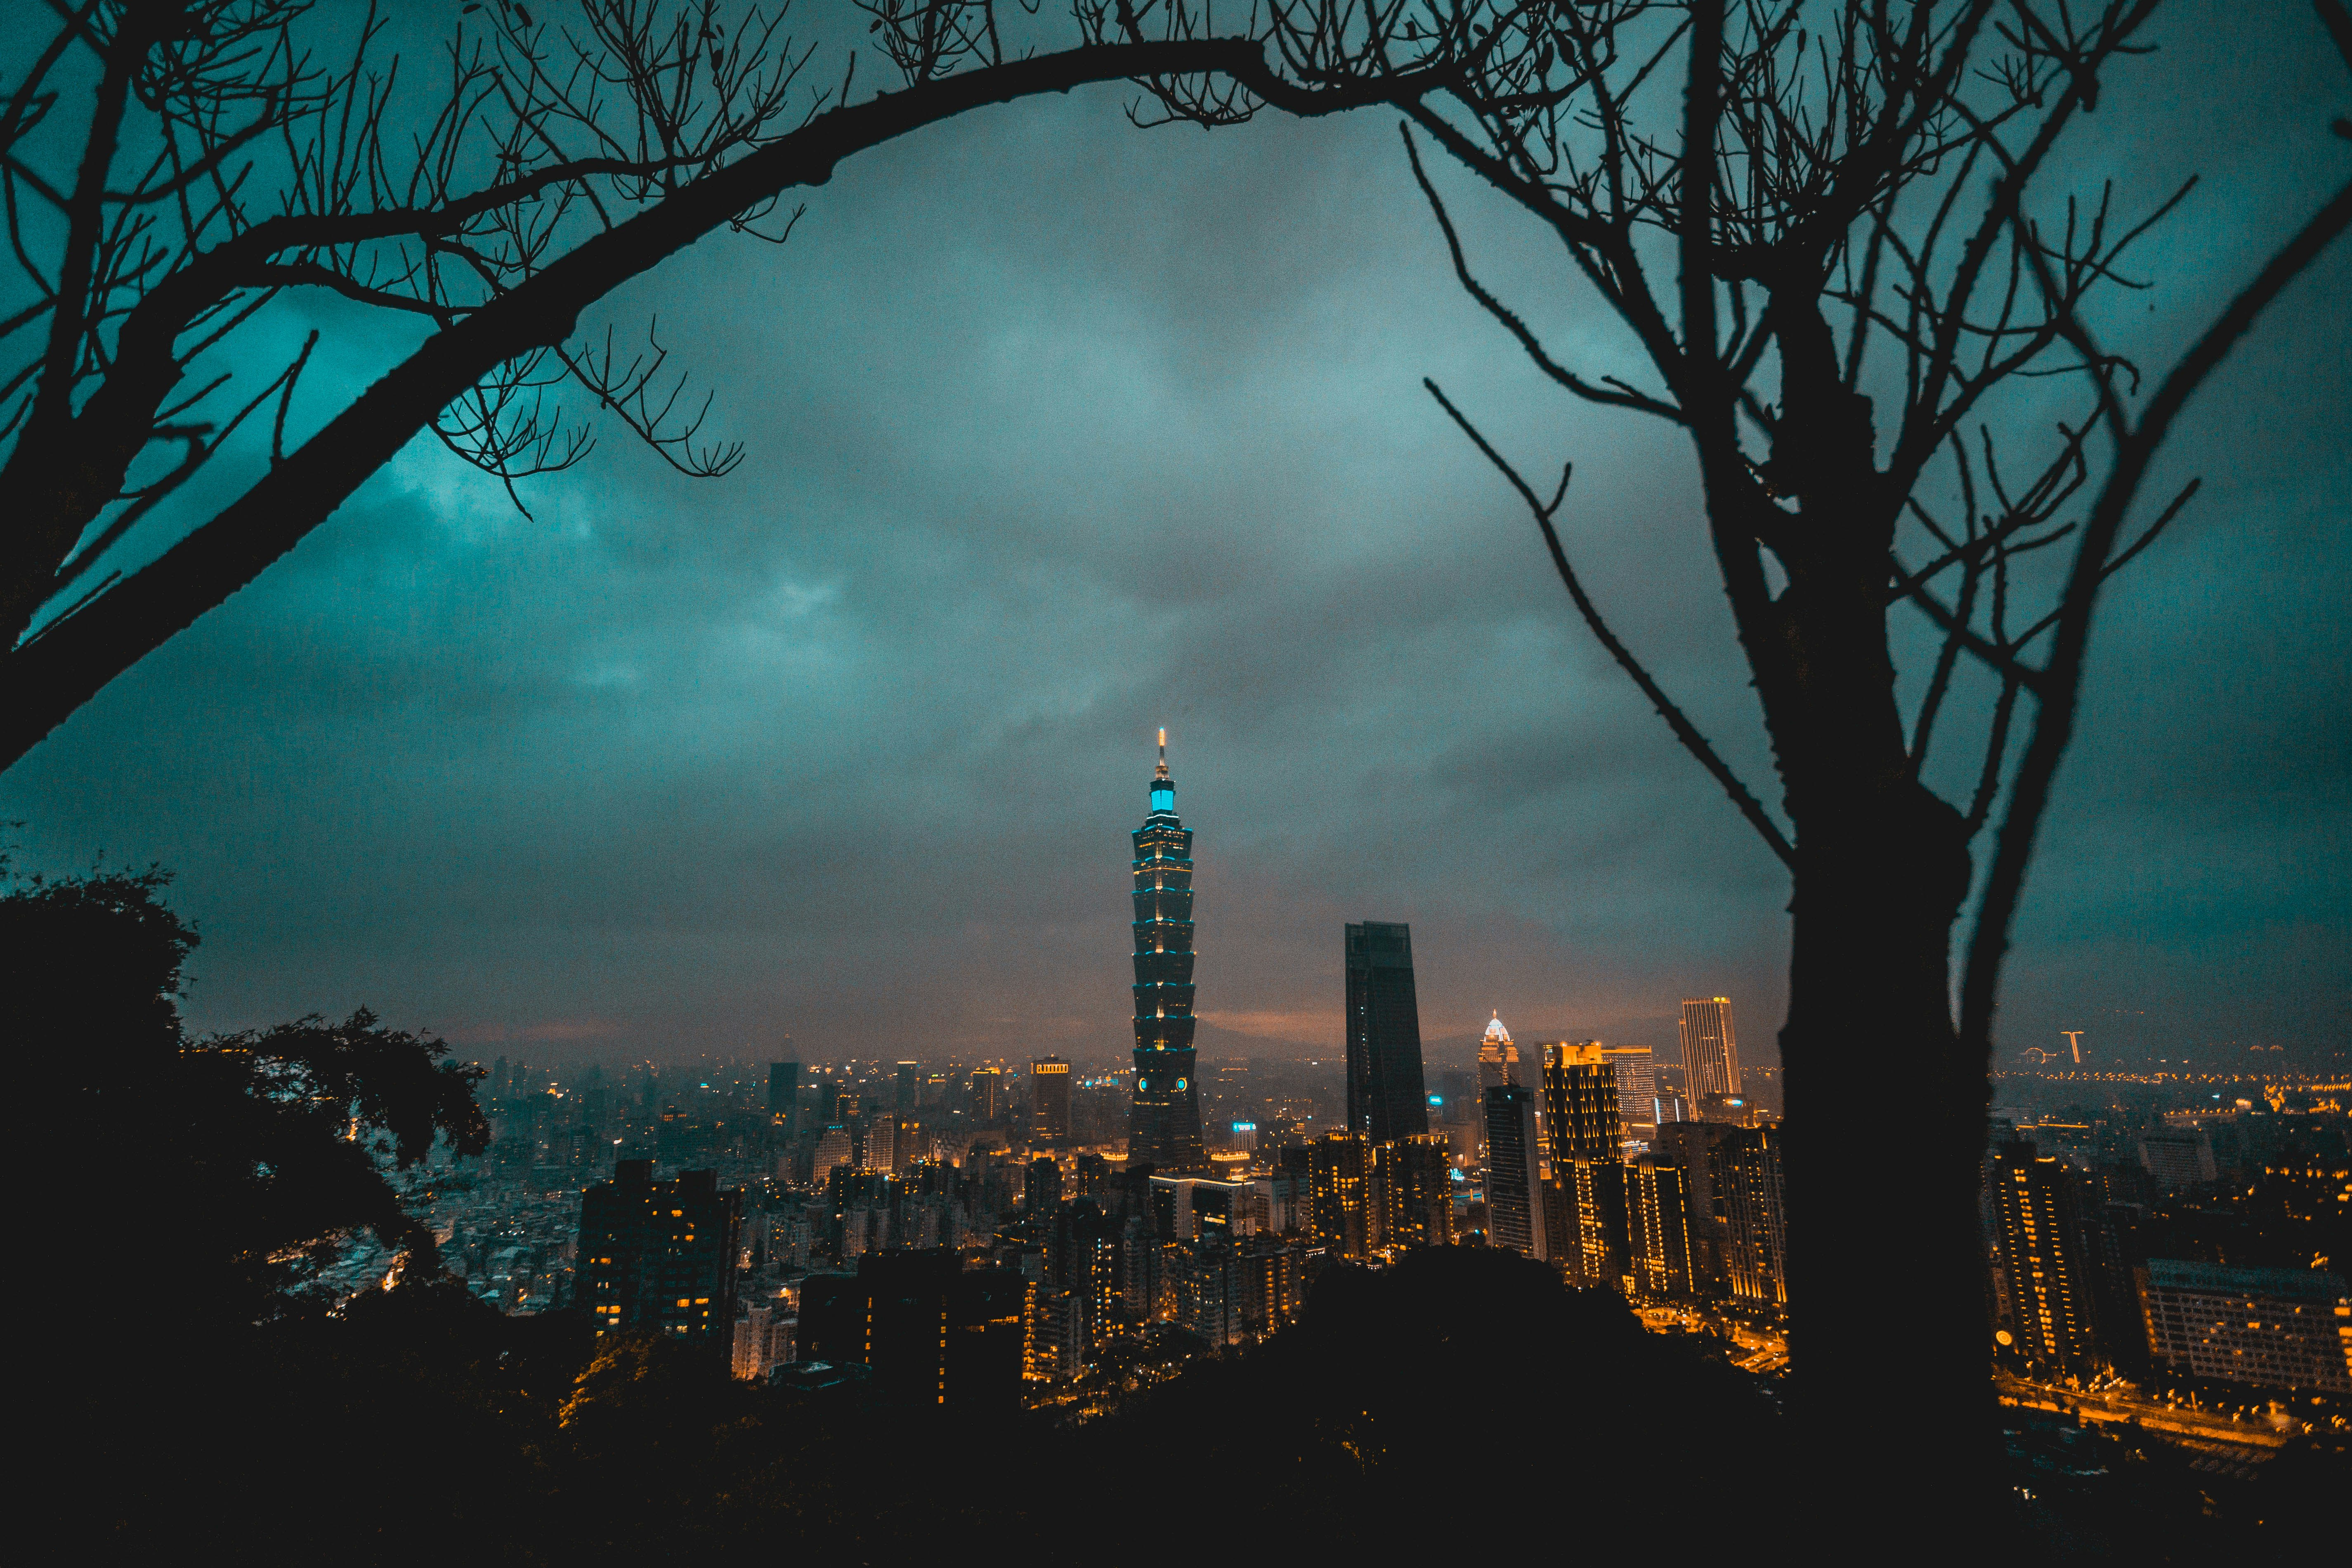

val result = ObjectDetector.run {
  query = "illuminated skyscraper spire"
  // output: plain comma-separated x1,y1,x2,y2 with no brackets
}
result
1128,730,1207,1173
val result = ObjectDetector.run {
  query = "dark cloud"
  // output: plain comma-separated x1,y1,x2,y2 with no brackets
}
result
4,1,2344,1074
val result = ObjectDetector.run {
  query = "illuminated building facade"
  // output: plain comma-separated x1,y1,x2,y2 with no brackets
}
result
2139,1260,2352,1393
1344,921,1430,1143
811,1123,852,1176
968,1066,1001,1123
1478,1014,1524,1090
1570,1160,1628,1289
574,1161,743,1350
1679,997,1744,1103
1650,1121,1736,1296
1627,1159,1695,1298
1376,1133,1456,1250
1723,1126,1788,1310
1988,1141,2104,1377
1128,732,1209,1173
1031,1057,1072,1141
1602,1045,1656,1141
1540,1042,1628,1287
1483,1084,1549,1259
1309,1131,1370,1256
1540,1041,1623,1164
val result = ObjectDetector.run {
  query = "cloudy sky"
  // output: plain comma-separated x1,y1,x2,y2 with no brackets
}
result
5,2,2346,1073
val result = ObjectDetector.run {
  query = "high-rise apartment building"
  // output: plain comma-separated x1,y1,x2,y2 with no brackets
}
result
1572,1157,1630,1289
574,1162,744,1351
1344,921,1430,1144
2139,1260,2351,1393
1128,732,1209,1173
1377,1133,1456,1251
1988,1141,2104,1377
1308,1131,1369,1257
1483,1084,1549,1260
1722,1126,1788,1310
895,1061,919,1114
1627,1158,1696,1298
1679,997,1743,1103
1031,1057,1072,1141
1653,1120,1738,1296
1602,1046,1656,1139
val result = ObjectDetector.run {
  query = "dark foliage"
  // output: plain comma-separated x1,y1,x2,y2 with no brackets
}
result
5,867,487,1331
73,1243,2335,1563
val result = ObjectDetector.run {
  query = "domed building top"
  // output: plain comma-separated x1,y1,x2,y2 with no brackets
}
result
1484,1013,1513,1045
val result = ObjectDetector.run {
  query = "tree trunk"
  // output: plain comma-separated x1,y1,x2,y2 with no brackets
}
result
1769,530,1990,1520
1781,787,1987,1503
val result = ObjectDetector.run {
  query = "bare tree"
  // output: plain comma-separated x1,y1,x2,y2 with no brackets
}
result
0,0,1456,765
1389,0,2350,1515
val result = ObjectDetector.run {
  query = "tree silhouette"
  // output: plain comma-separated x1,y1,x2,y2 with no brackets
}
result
1392,0,2352,1523
5,865,489,1327
0,0,1460,765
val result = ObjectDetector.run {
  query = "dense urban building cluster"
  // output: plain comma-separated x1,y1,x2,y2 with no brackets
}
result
1985,1098,2352,1400
424,741,2346,1439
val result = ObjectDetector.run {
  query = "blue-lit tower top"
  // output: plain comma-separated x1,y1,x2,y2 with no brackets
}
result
1127,728,1208,1173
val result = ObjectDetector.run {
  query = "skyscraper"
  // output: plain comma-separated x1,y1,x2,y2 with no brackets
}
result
1627,1158,1696,1298
1344,921,1430,1144
1031,1057,1072,1141
1379,1132,1456,1250
1679,997,1743,1103
1541,1041,1629,1287
1539,1041,1624,1164
1128,731,1208,1173
1308,1131,1369,1257
1723,1126,1788,1309
895,1061,919,1114
1483,1084,1549,1260
1477,1013,1523,1089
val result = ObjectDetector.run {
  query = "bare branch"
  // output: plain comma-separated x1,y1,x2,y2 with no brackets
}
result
1426,375,1796,869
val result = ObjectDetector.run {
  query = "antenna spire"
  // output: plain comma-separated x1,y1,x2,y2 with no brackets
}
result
1155,727,1169,780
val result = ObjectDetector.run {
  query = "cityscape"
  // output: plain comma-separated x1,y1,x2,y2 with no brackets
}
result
7,0,2347,1559
401,740,2347,1486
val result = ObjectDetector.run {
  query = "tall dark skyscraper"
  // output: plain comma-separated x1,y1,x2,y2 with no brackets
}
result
1345,921,1430,1143
1128,731,1208,1173
767,1061,800,1134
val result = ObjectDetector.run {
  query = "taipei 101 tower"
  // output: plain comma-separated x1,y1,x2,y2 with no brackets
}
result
1127,730,1209,1173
